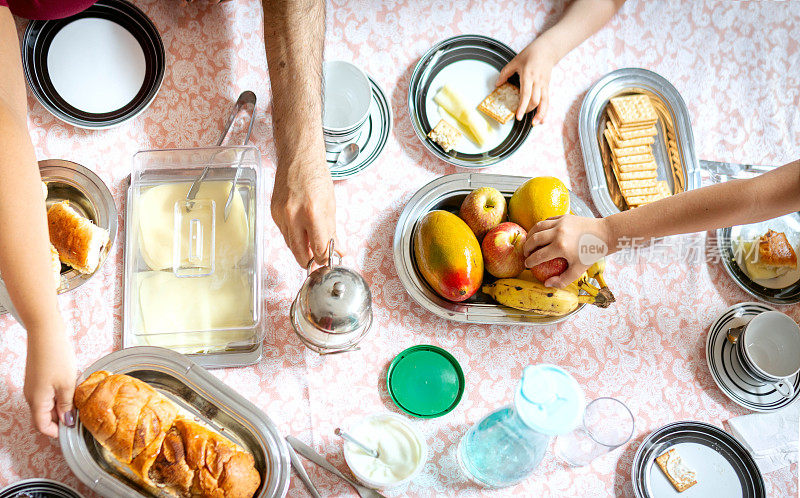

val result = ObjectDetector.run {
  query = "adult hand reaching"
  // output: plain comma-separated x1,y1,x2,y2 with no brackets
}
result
271,152,336,266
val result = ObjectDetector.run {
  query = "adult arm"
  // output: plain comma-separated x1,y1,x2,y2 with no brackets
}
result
525,160,800,287
498,0,626,123
262,0,336,266
0,7,75,437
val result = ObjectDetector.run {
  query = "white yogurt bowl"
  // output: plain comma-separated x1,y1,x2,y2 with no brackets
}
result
342,412,428,489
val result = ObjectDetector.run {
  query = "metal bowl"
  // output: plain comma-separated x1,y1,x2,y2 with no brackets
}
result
41,158,117,293
393,173,593,325
0,479,83,498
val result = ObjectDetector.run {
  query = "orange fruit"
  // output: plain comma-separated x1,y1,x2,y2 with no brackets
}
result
508,177,570,231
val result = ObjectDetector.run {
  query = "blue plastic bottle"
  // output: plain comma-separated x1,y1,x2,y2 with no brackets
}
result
457,364,585,488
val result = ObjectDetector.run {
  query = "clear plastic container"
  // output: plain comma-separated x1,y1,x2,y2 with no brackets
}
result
123,146,264,367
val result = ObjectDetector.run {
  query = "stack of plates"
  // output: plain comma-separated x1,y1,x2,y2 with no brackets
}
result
22,0,164,129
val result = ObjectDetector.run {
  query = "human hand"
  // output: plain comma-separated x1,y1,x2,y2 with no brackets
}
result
24,328,76,438
271,154,337,267
523,215,613,288
496,39,557,124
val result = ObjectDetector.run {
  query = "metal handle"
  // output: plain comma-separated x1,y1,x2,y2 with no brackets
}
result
305,239,342,276
286,436,361,488
186,91,257,203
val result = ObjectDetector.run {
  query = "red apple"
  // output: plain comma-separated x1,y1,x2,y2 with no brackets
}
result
458,187,507,241
482,222,526,278
530,257,568,282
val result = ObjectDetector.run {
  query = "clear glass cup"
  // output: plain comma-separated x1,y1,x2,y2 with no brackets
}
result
553,397,635,467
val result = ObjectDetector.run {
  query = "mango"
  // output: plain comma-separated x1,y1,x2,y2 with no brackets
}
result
413,210,483,302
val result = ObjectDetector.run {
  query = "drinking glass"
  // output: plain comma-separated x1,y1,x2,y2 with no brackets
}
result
553,397,634,467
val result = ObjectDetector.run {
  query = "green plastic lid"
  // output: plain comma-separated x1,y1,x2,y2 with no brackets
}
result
387,345,464,418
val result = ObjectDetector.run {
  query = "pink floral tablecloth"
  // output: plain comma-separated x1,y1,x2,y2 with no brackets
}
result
1,0,798,496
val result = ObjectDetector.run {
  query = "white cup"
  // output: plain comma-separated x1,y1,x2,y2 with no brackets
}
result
322,60,371,153
732,311,800,398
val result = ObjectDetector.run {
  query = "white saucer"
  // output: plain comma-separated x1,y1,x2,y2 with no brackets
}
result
326,76,391,180
706,302,800,412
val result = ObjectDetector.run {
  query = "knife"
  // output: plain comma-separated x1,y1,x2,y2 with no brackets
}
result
285,438,321,498
285,436,386,498
700,160,777,178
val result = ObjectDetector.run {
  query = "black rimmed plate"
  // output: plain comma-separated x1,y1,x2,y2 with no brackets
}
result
0,478,83,498
706,302,799,412
717,213,800,305
632,421,765,498
408,34,533,168
22,0,165,129
327,76,391,180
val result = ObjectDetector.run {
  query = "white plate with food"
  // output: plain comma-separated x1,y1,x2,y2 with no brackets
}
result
717,213,800,304
408,34,533,168
631,421,764,498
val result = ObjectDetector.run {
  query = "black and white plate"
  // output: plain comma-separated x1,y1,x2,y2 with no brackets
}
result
717,213,800,305
408,34,533,168
22,0,165,129
632,421,765,498
0,478,83,498
706,302,799,412
326,76,391,180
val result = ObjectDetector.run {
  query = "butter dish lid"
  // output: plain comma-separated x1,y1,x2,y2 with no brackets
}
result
387,345,464,418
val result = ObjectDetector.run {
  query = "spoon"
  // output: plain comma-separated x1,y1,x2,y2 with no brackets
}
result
333,143,360,169
335,427,379,458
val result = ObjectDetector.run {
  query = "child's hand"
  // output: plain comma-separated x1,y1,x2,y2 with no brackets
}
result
523,215,613,288
24,329,76,438
496,39,557,125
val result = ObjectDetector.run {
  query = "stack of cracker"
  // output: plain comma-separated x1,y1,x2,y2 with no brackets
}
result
603,94,672,208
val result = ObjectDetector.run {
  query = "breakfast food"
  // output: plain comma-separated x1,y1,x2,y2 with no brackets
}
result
477,83,520,124
74,371,261,498
427,119,462,152
413,210,483,302
433,85,493,147
482,222,526,278
458,187,507,241
603,94,672,208
743,230,798,280
655,448,697,492
47,201,110,274
508,176,570,231
482,273,613,317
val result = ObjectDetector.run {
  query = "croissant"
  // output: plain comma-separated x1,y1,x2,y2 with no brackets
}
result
74,371,178,484
75,372,261,497
151,418,261,498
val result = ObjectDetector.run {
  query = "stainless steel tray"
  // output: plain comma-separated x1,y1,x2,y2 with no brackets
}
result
393,173,593,325
579,68,701,217
0,159,117,316
60,346,289,498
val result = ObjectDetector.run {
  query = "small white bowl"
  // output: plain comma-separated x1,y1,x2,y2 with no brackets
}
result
322,60,371,132
342,412,428,489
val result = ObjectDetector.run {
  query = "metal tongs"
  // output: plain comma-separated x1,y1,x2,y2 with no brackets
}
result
186,90,257,219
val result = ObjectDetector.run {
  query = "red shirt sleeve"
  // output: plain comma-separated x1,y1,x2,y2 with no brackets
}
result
3,0,96,20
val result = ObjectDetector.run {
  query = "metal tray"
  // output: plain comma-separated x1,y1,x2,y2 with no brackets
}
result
579,68,701,217
0,159,117,317
393,173,593,325
60,346,290,498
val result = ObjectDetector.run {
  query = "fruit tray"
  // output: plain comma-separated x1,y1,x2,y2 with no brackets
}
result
578,68,701,217
393,173,593,325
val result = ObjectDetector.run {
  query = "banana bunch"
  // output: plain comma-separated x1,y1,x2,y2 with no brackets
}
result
483,260,615,317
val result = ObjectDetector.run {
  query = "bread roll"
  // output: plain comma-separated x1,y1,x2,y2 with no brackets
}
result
47,201,109,274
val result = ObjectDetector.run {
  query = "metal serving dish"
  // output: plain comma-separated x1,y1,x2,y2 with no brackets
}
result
394,173,593,325
60,346,290,498
579,68,701,217
0,159,117,317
